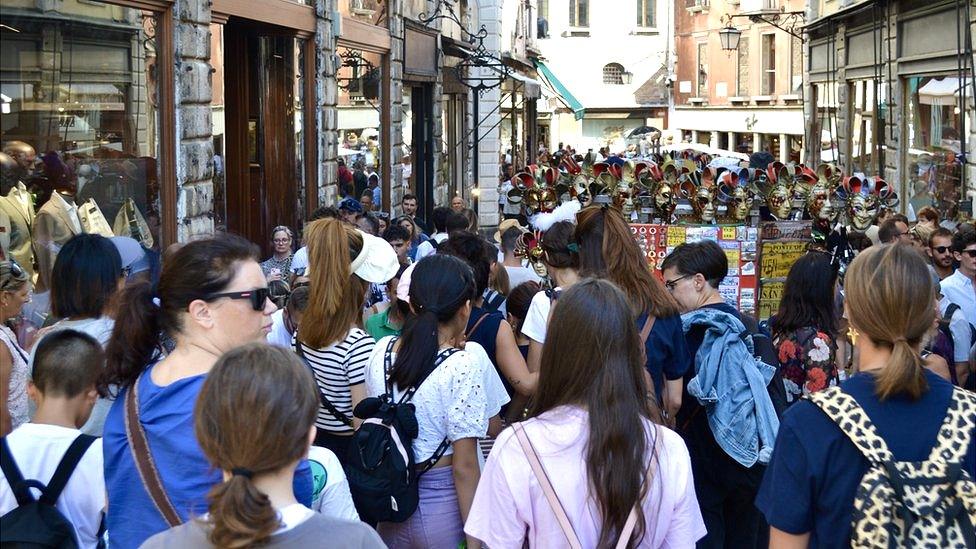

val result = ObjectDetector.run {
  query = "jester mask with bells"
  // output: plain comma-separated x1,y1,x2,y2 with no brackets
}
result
514,230,548,279
508,169,558,216
840,175,882,231
717,168,752,222
681,171,719,224
557,155,590,203
806,164,842,223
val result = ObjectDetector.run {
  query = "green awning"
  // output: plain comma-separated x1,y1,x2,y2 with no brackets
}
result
534,59,585,121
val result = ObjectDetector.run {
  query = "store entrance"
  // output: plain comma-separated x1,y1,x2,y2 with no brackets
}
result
223,19,304,254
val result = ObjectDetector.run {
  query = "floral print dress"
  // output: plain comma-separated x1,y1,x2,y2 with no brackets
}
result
774,327,839,404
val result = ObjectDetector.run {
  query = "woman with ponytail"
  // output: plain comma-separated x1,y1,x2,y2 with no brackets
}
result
466,279,706,547
757,244,976,547
296,218,399,457
142,343,384,549
575,206,689,417
100,234,313,548
365,254,507,548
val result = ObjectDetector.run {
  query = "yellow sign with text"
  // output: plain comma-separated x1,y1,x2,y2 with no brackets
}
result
760,241,807,279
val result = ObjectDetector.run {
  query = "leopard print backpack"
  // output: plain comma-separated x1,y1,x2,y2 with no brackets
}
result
807,386,976,548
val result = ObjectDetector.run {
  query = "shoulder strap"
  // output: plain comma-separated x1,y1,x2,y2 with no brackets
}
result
945,303,960,322
513,422,583,549
40,434,97,505
807,387,893,464
398,348,460,405
639,315,656,345
125,380,183,527
294,336,354,428
927,387,976,463
465,311,491,339
0,436,34,505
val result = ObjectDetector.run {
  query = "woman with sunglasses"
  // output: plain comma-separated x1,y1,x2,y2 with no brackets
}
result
0,259,31,436
262,225,295,283
98,234,312,548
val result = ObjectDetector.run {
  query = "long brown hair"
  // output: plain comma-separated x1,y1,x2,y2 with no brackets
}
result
299,218,370,348
575,206,679,317
533,278,659,548
195,343,318,548
845,245,934,400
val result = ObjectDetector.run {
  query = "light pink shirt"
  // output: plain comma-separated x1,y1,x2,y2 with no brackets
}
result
465,406,706,548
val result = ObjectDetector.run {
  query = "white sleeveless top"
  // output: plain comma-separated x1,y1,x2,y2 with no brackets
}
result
0,325,30,429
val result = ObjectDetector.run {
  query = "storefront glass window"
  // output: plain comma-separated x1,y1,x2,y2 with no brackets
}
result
337,47,383,203
342,0,388,27
813,82,839,163
0,0,162,296
848,79,887,175
906,75,972,219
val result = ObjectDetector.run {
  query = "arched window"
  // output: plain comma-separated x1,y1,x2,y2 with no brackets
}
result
603,63,625,85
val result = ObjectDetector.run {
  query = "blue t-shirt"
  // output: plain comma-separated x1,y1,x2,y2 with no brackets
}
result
638,312,692,401
756,370,976,548
103,366,313,548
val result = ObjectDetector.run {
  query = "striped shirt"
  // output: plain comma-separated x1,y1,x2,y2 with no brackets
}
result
296,329,375,434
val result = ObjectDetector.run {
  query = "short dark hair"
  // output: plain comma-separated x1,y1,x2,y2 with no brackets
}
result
287,285,310,314
445,212,470,233
382,224,410,243
771,252,838,338
309,206,339,222
33,329,103,397
929,227,953,247
889,213,909,225
500,227,522,254
878,218,906,244
432,206,452,233
439,232,491,296
660,240,727,288
357,213,380,235
952,225,976,253
51,234,122,319
402,193,417,203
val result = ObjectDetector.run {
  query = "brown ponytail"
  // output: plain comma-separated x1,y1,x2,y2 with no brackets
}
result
194,343,318,547
300,218,369,348
844,245,934,400
575,206,680,318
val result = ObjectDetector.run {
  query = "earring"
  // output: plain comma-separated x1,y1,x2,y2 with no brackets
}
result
847,326,860,346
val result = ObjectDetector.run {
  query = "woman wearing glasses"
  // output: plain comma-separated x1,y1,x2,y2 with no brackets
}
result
98,234,310,548
0,259,31,436
262,225,295,283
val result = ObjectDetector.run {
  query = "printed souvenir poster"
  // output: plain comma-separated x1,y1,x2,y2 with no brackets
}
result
631,224,759,314
757,221,813,320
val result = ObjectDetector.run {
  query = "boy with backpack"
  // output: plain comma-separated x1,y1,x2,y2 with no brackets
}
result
1,330,105,548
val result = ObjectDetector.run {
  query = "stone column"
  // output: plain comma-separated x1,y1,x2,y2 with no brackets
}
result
752,132,761,153
316,0,339,207
727,131,736,152
779,133,789,163
390,0,406,215
476,0,503,228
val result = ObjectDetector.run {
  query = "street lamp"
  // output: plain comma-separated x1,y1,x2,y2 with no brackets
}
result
719,23,741,52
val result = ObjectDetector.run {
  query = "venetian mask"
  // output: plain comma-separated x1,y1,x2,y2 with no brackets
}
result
807,180,835,222
767,183,792,220
695,186,718,223
654,180,677,219
848,193,879,231
727,186,751,221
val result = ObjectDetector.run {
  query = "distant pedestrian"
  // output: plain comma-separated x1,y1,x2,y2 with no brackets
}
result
262,226,295,282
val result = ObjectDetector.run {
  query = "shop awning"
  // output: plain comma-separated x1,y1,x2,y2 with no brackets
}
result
534,59,585,121
918,77,974,106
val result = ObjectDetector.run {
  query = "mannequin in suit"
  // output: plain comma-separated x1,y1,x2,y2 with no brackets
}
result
33,152,83,292
0,147,39,289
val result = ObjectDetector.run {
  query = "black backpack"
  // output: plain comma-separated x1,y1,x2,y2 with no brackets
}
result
0,435,98,549
344,338,458,524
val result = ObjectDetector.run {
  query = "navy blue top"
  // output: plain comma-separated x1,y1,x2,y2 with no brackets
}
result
756,370,976,548
638,312,692,402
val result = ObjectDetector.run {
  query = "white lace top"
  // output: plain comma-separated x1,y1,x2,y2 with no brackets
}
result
365,336,508,461
0,325,30,429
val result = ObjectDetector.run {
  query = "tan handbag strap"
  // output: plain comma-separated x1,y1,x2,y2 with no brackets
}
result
513,423,639,549
639,315,656,345
125,378,183,528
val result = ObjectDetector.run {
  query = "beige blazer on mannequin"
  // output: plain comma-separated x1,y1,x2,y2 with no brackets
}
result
34,192,82,292
0,183,38,287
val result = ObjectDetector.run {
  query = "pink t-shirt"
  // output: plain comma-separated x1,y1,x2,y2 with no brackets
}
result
465,406,706,548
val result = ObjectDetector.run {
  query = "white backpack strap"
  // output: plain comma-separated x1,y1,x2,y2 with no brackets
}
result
807,387,893,465
513,423,583,549
926,387,976,464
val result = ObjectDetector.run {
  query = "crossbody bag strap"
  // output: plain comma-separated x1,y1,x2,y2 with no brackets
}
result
926,387,976,463
513,422,583,549
639,315,656,345
408,348,461,474
294,336,354,428
465,311,491,340
125,380,183,528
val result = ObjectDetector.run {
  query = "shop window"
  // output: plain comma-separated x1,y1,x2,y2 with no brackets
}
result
696,43,708,97
813,82,839,163
761,33,775,95
696,131,711,146
539,0,549,20
0,0,163,295
603,63,625,85
736,36,750,96
906,74,971,220
341,0,388,27
569,0,589,28
849,80,886,175
637,0,655,28
337,47,384,202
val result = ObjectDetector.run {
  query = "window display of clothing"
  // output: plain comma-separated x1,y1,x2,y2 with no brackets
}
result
34,192,83,291
112,198,154,250
0,183,38,289
78,199,114,238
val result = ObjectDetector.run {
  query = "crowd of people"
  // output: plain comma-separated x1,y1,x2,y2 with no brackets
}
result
1,186,974,548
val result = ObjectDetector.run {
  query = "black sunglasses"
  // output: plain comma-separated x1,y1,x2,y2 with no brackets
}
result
2,259,26,290
203,288,271,311
932,246,951,254
964,250,976,258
